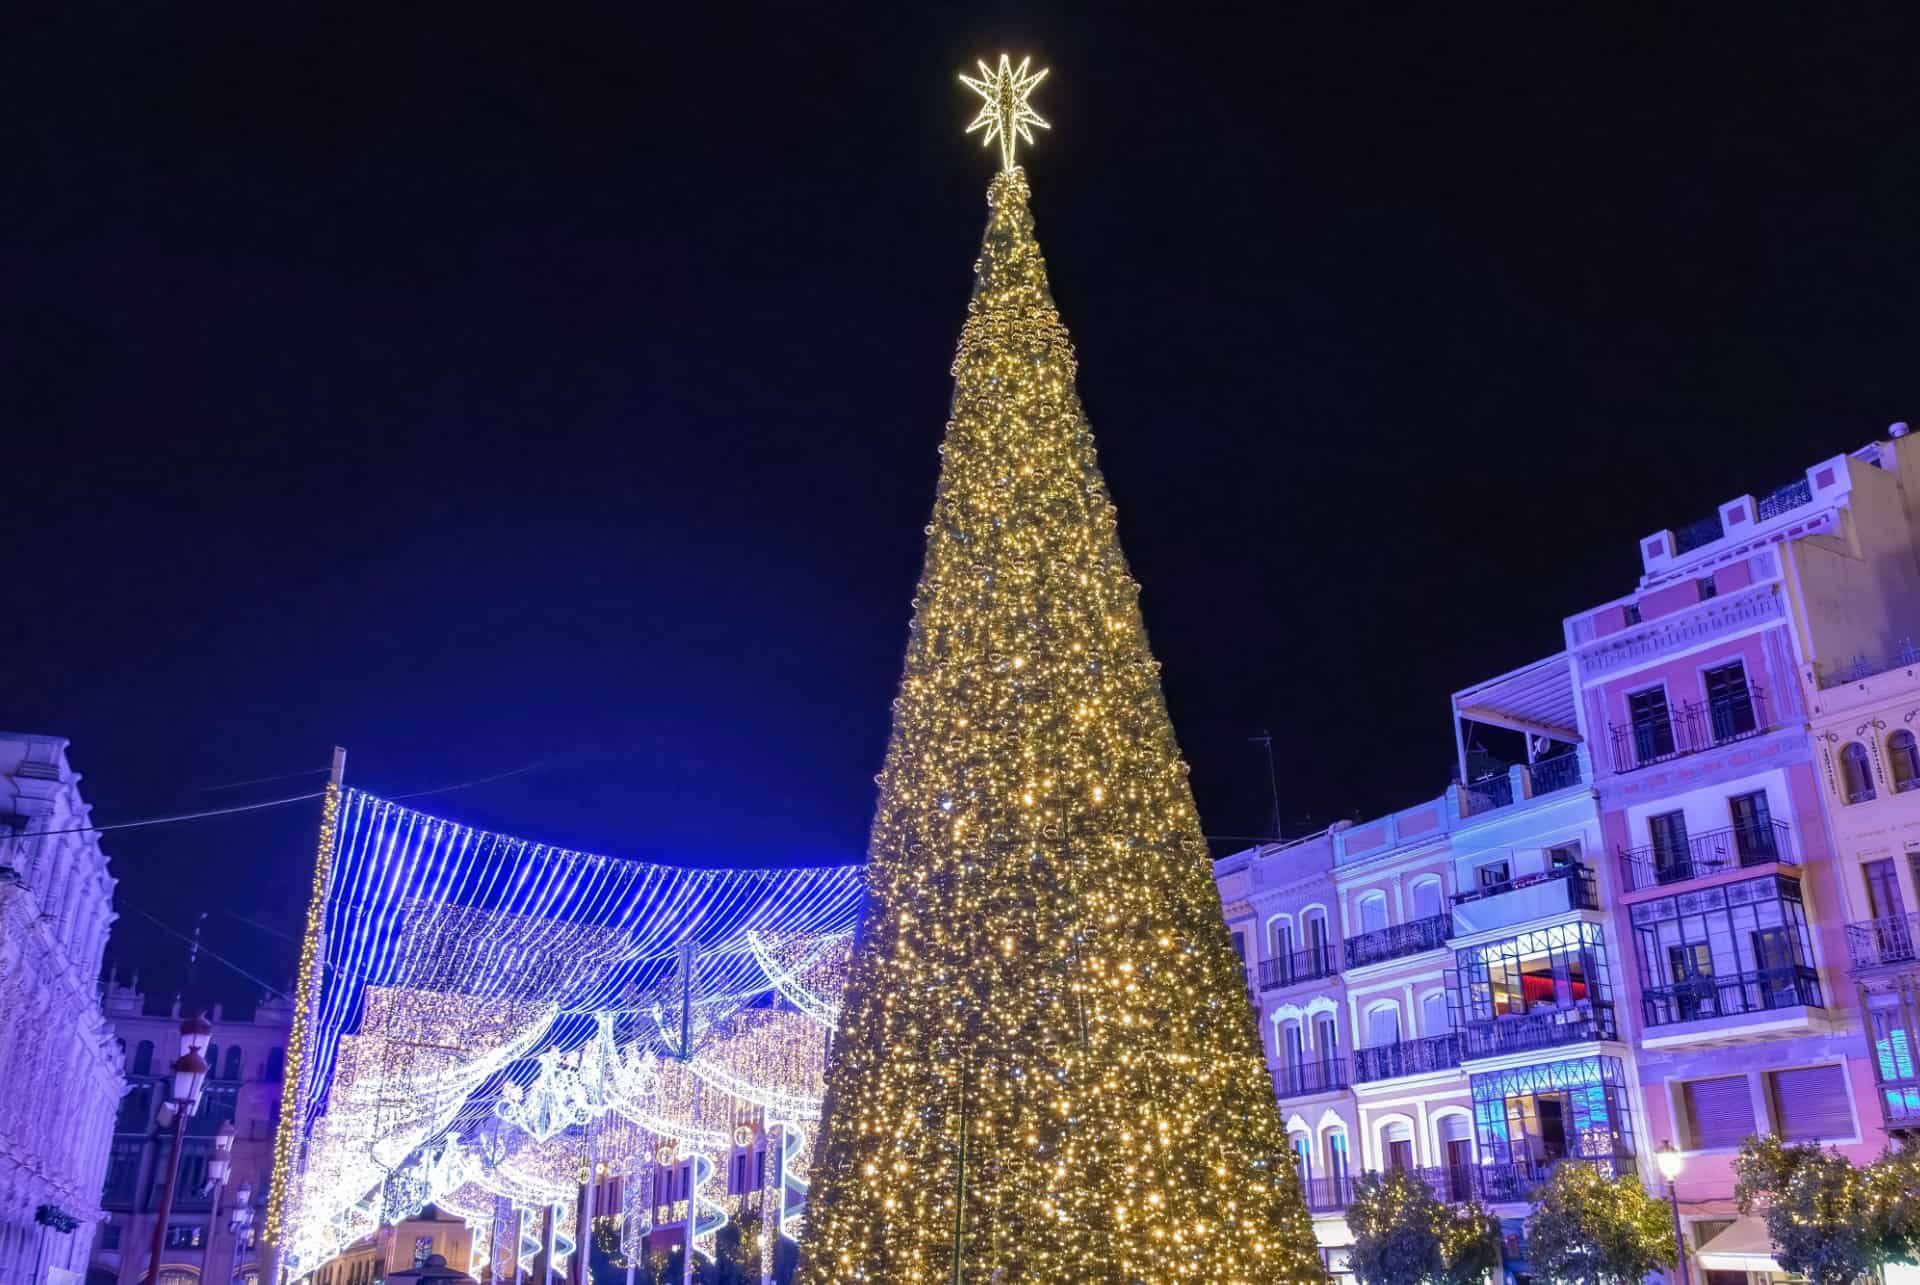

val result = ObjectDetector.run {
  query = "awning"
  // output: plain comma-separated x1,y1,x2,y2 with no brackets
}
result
1695,1218,1785,1274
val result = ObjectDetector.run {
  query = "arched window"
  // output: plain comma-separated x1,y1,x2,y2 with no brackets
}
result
1268,915,1294,960
1382,1119,1415,1171
1300,909,1330,954
133,1041,154,1076
1436,1114,1475,1199
1890,731,1920,793
224,1046,244,1081
1410,878,1443,920
1365,1001,1402,1049
1290,1132,1313,1187
265,1047,285,1082
1841,742,1876,803
206,1044,221,1079
1420,990,1450,1036
1325,1128,1351,1195
1357,892,1389,934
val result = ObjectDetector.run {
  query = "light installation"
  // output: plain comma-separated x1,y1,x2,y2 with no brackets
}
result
799,62,1326,1283
266,787,862,1283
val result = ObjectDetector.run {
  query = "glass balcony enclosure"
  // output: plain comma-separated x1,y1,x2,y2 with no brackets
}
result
1470,1056,1637,1199
1453,923,1617,1058
1629,874,1821,1027
1451,862,1599,937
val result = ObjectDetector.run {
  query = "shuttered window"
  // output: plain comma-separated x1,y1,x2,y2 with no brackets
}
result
1680,1075,1754,1150
1769,1064,1852,1141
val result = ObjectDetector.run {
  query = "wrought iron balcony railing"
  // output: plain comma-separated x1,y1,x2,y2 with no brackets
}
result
1273,1058,1350,1100
1884,1082,1920,1133
1449,863,1599,938
1846,913,1920,971
1258,944,1340,990
1459,1003,1617,1059
1640,965,1823,1028
1462,772,1514,815
1300,1174,1355,1213
1345,913,1452,969
1608,687,1770,773
1459,755,1588,819
1352,1032,1461,1084
1619,819,1797,891
1817,638,1920,689
1527,753,1584,796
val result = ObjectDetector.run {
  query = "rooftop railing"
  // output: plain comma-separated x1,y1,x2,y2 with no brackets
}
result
1608,688,1770,773
1258,943,1341,991
1640,964,1823,1028
1817,639,1920,689
1846,912,1920,971
1352,1032,1462,1084
1274,1057,1350,1100
1459,1003,1617,1059
1755,477,1815,522
1345,913,1452,969
1672,513,1725,554
1618,819,1796,891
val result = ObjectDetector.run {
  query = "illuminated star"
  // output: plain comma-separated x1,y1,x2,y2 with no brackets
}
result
959,54,1051,171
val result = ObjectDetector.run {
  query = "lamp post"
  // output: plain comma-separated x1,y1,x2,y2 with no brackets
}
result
207,1121,236,1282
1655,1140,1691,1285
146,1015,213,1285
228,1182,255,1285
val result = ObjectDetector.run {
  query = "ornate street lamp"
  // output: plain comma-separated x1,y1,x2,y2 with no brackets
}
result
145,1015,212,1285
227,1181,255,1285
1656,1140,1691,1285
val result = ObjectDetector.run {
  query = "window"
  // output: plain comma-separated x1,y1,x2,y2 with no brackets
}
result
133,1040,154,1076
1357,892,1389,934
98,1223,121,1249
1366,1003,1402,1049
1547,843,1581,870
265,1046,285,1082
165,1224,204,1249
1230,930,1246,962
1420,990,1450,1036
1477,861,1511,889
1291,1133,1312,1186
1679,1075,1755,1149
103,1138,142,1203
1326,1130,1350,1190
1470,1056,1637,1175
1729,792,1777,863
1865,860,1907,920
1649,811,1691,878
1436,1115,1475,1200
1313,1014,1338,1060
1302,910,1329,954
1891,731,1920,792
1455,923,1615,1050
1629,687,1675,760
206,1043,220,1079
1410,878,1444,920
1840,742,1876,803
1270,918,1293,959
414,1234,434,1266
1768,1065,1852,1141
1624,603,1642,626
1279,1020,1305,1068
224,1047,243,1081
1383,1120,1414,1171
1704,662,1757,739
1698,576,1717,601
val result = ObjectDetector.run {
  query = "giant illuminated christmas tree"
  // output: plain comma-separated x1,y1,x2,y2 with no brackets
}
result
802,59,1324,1284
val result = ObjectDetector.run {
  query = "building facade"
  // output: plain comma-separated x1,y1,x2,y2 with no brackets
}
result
1220,428,1920,1284
91,987,291,1285
0,734,124,1285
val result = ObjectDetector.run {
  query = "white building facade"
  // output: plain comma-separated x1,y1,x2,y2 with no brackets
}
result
0,734,124,1284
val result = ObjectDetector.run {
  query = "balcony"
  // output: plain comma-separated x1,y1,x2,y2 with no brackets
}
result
1352,1032,1461,1084
1273,1058,1350,1100
1608,688,1771,773
1301,1174,1355,1213
1258,944,1341,990
1450,863,1599,936
1885,1083,1920,1133
1460,1003,1617,1059
1640,965,1823,1028
1458,755,1587,819
1817,638,1920,690
1345,914,1452,969
1619,820,1797,891
1847,913,1920,972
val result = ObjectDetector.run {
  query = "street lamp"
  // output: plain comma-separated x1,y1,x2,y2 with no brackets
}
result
227,1182,255,1285
146,1015,212,1285
1656,1141,1691,1285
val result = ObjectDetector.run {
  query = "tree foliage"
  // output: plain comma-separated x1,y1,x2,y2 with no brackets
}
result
1523,1162,1676,1285
1734,1135,1920,1285
1347,1168,1501,1285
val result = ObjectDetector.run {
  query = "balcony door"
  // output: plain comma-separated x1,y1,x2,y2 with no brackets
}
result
1866,859,1907,919
1649,811,1691,880
1704,661,1756,739
1314,1014,1339,1070
1666,942,1716,1020
1729,792,1776,864
1629,687,1675,760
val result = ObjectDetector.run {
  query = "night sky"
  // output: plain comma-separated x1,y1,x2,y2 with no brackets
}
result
9,4,1918,1007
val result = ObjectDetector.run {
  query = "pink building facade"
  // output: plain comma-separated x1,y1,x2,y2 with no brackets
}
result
1219,428,1920,1285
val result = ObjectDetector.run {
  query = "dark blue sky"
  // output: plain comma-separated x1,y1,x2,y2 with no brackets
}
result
9,3,1918,1005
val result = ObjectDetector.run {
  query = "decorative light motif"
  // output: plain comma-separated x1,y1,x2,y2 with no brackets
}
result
746,929,850,1031
798,86,1325,1283
959,53,1050,171
269,789,864,1281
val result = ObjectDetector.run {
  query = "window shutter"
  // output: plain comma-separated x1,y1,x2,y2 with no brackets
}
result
1771,1065,1852,1141
1681,1076,1754,1149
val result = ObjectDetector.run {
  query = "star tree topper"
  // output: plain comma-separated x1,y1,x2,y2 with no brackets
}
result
960,53,1050,171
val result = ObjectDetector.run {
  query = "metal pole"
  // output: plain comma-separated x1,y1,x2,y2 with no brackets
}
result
1667,1181,1691,1285
950,1053,969,1285
147,1106,190,1285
